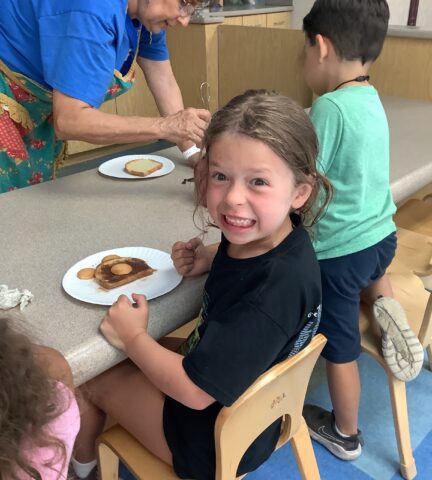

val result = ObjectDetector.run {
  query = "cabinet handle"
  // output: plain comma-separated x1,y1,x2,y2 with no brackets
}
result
274,21,285,26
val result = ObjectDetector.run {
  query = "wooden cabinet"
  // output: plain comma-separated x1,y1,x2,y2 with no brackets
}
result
167,24,219,112
218,26,312,108
222,11,291,28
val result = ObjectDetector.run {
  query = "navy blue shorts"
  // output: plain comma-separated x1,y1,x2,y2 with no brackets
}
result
318,233,397,363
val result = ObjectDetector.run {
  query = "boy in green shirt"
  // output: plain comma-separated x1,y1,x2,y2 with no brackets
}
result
302,0,424,460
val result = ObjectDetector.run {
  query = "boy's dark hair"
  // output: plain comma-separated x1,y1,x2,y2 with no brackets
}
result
303,0,390,65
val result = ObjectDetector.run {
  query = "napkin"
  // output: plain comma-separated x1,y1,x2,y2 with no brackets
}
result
0,284,34,310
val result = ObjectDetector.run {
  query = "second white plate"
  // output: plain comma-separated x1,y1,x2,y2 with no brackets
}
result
98,154,175,179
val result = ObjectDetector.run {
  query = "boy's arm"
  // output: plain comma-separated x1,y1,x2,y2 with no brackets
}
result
310,97,344,174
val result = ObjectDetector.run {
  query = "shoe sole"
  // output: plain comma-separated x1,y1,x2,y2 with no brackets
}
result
308,427,362,460
373,297,424,382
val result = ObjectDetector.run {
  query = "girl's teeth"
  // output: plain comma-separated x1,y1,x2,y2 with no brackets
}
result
225,215,254,227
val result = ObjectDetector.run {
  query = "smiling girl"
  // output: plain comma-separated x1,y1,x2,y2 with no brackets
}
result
74,90,332,480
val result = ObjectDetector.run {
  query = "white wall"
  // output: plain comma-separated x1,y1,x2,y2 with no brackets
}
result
292,0,432,30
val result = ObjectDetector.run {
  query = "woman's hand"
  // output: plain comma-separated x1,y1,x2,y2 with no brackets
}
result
100,293,149,351
159,108,210,146
171,238,212,277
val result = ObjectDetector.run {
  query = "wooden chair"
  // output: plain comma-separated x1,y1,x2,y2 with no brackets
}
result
97,334,327,480
394,227,432,284
359,228,432,480
394,198,432,237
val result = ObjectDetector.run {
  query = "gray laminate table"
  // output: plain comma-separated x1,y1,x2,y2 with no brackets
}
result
0,147,219,385
1,96,431,386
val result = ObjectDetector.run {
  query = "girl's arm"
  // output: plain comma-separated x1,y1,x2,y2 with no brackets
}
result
126,332,214,410
100,294,215,410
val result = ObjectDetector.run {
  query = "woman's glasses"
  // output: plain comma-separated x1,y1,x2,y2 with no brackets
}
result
179,0,196,17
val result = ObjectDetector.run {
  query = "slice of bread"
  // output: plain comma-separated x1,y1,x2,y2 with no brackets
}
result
95,257,155,289
124,158,163,177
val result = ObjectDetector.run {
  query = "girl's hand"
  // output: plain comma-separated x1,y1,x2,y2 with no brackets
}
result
171,237,211,277
100,293,148,351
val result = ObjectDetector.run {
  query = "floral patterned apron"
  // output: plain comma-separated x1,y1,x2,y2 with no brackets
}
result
0,26,141,193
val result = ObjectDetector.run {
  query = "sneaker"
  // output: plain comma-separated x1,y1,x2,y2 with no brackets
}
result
67,466,98,480
303,405,364,460
373,296,424,381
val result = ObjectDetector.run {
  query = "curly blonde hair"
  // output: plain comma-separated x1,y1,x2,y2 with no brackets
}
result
0,318,67,480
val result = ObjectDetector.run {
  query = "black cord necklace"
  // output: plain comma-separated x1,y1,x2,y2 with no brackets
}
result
333,75,370,91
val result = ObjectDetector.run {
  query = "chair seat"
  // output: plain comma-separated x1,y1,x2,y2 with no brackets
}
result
394,198,432,237
99,425,181,479
393,228,432,277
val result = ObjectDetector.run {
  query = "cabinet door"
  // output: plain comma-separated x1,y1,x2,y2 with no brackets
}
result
242,14,267,27
267,12,291,28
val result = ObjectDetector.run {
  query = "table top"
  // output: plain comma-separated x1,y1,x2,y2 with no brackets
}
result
1,96,431,386
0,148,219,386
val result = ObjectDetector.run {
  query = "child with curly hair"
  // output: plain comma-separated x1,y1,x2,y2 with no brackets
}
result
0,316,80,479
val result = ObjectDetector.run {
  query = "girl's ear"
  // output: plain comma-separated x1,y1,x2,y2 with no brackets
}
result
292,183,313,210
315,34,329,63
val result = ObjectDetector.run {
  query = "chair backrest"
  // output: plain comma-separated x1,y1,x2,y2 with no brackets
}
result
214,333,326,480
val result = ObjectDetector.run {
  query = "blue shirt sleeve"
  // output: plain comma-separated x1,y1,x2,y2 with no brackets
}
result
138,28,169,61
38,9,125,108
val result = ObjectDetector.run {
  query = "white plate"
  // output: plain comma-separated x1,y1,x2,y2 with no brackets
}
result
98,154,175,179
62,247,182,305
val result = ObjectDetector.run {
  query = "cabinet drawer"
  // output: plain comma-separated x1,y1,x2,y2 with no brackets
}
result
267,12,291,28
242,14,267,27
223,16,243,26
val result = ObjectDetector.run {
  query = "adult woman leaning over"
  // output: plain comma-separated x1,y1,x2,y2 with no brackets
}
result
0,0,210,193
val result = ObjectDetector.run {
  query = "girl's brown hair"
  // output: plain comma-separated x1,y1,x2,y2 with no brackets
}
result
0,318,67,480
195,89,332,228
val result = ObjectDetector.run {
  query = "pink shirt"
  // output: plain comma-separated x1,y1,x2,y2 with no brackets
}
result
19,382,80,480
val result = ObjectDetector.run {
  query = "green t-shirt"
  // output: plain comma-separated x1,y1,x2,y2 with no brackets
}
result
311,86,396,260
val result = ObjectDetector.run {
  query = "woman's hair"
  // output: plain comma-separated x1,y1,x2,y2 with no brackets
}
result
194,89,332,228
0,318,67,480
